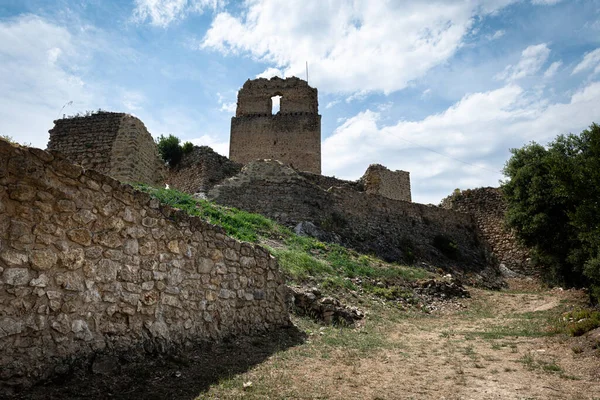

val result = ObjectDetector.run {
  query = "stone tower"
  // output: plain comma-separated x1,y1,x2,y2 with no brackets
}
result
229,77,321,174
47,111,165,185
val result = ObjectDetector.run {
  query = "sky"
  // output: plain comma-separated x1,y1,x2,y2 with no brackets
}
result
1,0,599,204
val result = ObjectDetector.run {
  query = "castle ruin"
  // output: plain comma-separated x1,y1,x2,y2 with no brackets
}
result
229,77,322,174
47,112,165,186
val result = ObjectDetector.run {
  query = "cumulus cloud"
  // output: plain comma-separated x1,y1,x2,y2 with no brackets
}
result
572,48,600,75
323,81,600,204
496,43,551,81
201,0,518,94
190,134,229,155
0,15,100,148
132,0,225,27
256,67,284,79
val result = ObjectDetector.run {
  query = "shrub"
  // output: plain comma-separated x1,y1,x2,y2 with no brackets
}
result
182,141,194,154
156,134,183,167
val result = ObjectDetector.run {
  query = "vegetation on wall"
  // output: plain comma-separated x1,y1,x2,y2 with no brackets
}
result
502,123,600,302
156,134,194,167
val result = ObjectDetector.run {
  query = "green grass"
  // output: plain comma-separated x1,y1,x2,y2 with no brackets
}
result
134,184,432,292
563,308,600,336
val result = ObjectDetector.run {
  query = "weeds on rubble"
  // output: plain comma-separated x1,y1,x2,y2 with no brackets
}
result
135,184,433,293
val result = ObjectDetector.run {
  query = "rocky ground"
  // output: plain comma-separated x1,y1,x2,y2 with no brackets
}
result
9,278,600,400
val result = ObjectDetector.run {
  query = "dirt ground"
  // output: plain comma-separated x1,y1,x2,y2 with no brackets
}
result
9,278,600,400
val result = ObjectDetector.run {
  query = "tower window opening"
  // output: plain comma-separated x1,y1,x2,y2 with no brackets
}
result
271,95,282,114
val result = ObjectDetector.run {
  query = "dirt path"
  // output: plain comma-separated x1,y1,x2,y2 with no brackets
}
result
201,279,600,400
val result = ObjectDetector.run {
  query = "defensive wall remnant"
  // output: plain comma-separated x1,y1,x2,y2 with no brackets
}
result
360,164,411,202
229,77,322,174
208,160,502,288
0,139,289,388
47,112,165,186
440,188,533,275
167,146,243,196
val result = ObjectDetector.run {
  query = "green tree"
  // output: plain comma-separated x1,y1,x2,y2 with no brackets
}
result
156,134,194,167
502,123,600,301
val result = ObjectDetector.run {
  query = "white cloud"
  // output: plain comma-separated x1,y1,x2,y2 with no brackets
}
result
0,15,100,148
486,30,505,40
496,43,551,81
201,0,518,95
572,48,600,75
543,61,562,78
190,134,229,156
133,0,225,27
122,90,146,111
216,91,236,113
323,81,600,204
531,0,563,4
325,100,341,109
256,67,284,79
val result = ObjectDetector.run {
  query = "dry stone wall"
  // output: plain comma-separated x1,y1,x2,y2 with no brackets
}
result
360,164,411,202
0,139,289,388
440,187,533,275
229,77,321,174
167,146,243,195
209,161,501,287
47,112,165,186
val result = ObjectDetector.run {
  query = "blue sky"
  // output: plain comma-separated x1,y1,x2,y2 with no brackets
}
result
1,0,599,204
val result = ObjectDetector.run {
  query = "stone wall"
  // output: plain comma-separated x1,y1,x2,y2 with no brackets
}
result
47,112,165,186
209,161,501,287
440,187,533,275
167,146,243,195
0,139,289,387
229,77,321,174
360,164,411,202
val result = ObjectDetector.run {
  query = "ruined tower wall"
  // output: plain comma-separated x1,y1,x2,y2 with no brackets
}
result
47,112,165,186
360,164,411,202
440,187,533,275
0,139,289,387
230,77,322,174
167,146,243,195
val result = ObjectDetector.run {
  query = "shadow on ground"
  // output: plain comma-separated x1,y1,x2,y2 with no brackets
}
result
10,326,306,400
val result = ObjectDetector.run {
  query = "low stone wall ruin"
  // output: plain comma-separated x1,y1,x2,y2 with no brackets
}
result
0,139,289,388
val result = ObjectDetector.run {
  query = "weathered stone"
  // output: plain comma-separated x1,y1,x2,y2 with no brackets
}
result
71,319,93,341
29,274,49,287
1,249,28,266
0,318,23,338
56,272,85,292
3,268,30,286
9,184,36,202
97,259,120,283
72,209,97,225
123,239,139,255
67,228,92,246
61,248,85,270
30,249,58,271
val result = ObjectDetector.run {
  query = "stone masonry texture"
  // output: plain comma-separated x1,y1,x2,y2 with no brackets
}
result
440,187,533,275
167,146,243,195
360,164,411,202
47,112,165,186
0,138,289,388
229,77,321,174
208,160,502,287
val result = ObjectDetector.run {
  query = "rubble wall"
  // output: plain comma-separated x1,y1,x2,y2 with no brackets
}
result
440,187,533,275
360,164,411,202
167,146,242,195
209,161,501,287
47,112,165,186
0,139,289,387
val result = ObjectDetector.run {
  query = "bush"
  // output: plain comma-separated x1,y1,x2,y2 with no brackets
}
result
182,141,194,154
156,134,183,167
503,123,600,302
